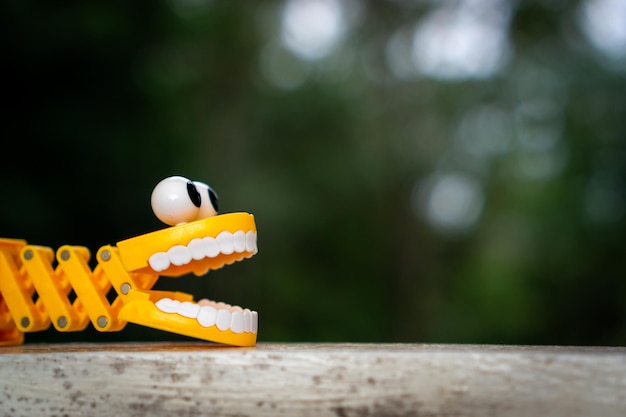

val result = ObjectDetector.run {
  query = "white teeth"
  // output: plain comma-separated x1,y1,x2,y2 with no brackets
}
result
233,230,246,253
246,231,256,252
155,298,180,313
168,245,191,266
178,301,200,318
148,252,170,272
230,311,244,334
216,231,235,255
243,309,251,332
188,238,206,260
148,230,259,335
251,311,258,333
147,231,257,273
197,305,217,327
155,298,258,333
216,309,232,331
204,237,220,258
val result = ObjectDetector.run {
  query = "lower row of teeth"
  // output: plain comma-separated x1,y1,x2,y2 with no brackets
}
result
155,298,258,334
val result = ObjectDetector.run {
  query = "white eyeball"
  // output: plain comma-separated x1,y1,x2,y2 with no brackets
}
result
192,181,219,220
151,176,202,226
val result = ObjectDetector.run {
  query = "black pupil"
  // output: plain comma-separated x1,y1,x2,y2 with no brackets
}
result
209,188,219,212
187,182,202,208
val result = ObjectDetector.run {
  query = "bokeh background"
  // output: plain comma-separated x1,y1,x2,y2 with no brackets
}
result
2,0,625,346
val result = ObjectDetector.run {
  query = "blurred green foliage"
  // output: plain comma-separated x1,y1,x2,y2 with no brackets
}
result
2,0,625,345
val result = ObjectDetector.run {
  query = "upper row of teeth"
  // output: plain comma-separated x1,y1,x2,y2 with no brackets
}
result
155,298,258,334
149,230,257,272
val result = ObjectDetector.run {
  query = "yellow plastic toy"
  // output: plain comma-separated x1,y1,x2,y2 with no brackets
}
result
0,176,258,347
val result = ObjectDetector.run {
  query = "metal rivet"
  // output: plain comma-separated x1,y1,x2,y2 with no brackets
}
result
57,316,68,328
60,250,70,261
21,317,30,328
97,316,108,328
101,250,111,262
120,283,131,295
23,249,33,260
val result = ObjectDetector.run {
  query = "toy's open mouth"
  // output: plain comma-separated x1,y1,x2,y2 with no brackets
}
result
114,212,258,345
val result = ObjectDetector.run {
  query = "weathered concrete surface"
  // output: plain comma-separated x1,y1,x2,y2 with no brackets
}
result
0,342,625,417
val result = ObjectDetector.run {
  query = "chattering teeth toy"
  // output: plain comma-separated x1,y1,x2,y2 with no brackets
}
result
0,176,259,346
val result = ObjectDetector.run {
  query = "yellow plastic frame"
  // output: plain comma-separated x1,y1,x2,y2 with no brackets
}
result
0,212,258,347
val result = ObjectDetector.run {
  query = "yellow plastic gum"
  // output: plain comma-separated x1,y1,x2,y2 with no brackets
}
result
0,213,259,347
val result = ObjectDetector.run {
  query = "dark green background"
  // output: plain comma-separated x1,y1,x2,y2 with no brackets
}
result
2,0,625,345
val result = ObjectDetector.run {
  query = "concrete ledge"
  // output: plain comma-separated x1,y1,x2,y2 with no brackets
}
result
1,342,625,417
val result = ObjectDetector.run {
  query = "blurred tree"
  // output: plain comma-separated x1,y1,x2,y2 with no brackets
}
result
1,0,625,345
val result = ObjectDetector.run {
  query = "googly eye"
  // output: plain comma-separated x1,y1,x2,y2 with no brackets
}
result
192,180,219,220
151,176,201,226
